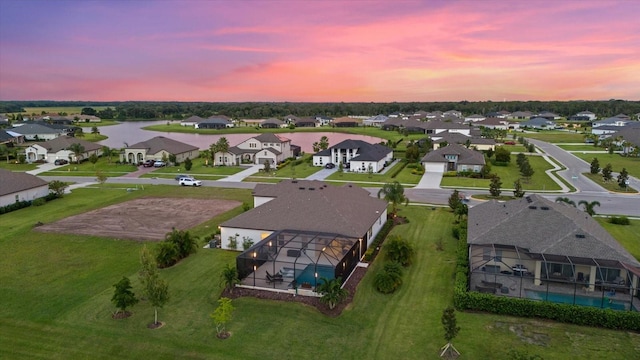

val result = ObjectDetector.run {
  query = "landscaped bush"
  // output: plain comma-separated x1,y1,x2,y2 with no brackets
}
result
0,200,32,214
31,198,46,207
389,160,408,179
374,261,404,294
608,216,630,225
442,171,458,177
363,219,394,262
453,228,640,331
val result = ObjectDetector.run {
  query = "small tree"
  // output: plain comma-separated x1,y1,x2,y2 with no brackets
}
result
589,157,600,174
555,197,576,207
384,235,415,267
96,170,108,185
485,148,494,158
374,262,403,294
602,163,613,182
184,157,193,171
519,159,534,182
579,200,600,216
440,307,461,358
111,276,138,317
377,181,409,215
617,167,629,189
448,190,462,211
168,154,177,166
494,146,511,163
316,277,348,310
319,136,329,150
515,153,526,168
263,159,271,173
211,297,235,339
147,276,169,326
453,203,468,222
69,143,85,164
228,233,239,250
241,236,254,250
220,264,240,294
89,153,99,167
91,126,100,137
338,161,344,176
489,175,502,197
48,180,68,197
367,164,374,178
513,179,525,198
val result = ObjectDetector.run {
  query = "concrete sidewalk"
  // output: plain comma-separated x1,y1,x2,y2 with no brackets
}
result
26,163,64,175
220,164,263,182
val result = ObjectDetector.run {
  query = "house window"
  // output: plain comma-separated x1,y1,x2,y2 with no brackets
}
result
15,195,19,202
483,248,491,261
218,156,222,161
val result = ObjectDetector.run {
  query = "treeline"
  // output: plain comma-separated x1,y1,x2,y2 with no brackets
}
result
2,100,639,120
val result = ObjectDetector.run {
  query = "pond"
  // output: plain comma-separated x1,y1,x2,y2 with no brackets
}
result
89,121,383,153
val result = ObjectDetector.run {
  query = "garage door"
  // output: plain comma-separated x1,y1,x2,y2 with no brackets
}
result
424,162,445,173
257,158,271,165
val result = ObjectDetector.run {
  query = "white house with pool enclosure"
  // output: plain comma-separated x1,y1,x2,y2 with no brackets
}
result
219,180,388,295
467,195,640,311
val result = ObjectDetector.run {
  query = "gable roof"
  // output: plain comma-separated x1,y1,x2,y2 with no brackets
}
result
127,136,199,154
421,143,486,165
325,139,392,162
615,127,640,147
262,118,284,126
0,169,49,196
35,136,102,153
521,117,555,126
10,123,64,135
224,180,388,238
467,194,640,267
181,115,205,123
254,133,290,143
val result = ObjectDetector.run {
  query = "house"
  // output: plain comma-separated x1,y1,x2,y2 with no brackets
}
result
332,117,359,128
314,115,333,126
70,114,101,123
214,133,294,166
0,129,24,145
260,118,286,129
283,114,299,124
592,117,631,128
422,121,472,136
121,136,199,164
614,113,630,120
24,136,102,163
180,115,206,127
614,127,640,154
430,131,496,151
443,110,462,118
421,143,485,173
467,195,639,309
293,117,318,128
571,111,597,121
196,117,234,129
0,169,50,207
520,117,556,130
536,111,562,120
473,117,516,130
312,139,393,173
9,123,65,141
222,180,388,292
363,114,389,127
592,125,625,136
464,114,486,123
508,111,533,120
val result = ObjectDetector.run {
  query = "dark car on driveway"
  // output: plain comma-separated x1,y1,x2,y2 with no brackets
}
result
54,159,68,165
142,159,155,167
325,163,335,169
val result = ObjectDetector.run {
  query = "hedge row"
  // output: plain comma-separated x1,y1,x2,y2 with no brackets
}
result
389,160,408,178
363,218,395,262
0,193,58,215
453,231,640,331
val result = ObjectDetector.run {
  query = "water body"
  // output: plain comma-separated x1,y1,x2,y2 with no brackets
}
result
88,121,383,152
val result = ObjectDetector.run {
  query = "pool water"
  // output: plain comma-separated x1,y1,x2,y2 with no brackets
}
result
525,290,627,311
295,264,335,287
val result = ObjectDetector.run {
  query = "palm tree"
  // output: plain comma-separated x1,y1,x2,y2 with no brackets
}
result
384,235,415,267
220,264,240,294
555,197,576,207
377,181,409,215
102,146,113,163
316,277,348,310
69,143,85,164
579,200,600,216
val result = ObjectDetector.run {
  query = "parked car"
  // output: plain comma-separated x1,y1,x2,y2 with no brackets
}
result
142,160,155,167
175,174,190,181
325,163,335,169
504,141,516,145
153,160,166,168
179,177,202,187
54,159,68,165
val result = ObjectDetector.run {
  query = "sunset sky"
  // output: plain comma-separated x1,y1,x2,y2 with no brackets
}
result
1,0,639,102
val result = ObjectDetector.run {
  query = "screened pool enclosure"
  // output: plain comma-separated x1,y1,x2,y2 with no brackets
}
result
236,229,364,293
469,244,640,311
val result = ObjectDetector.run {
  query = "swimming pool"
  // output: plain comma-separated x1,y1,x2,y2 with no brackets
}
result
295,264,335,287
525,290,628,311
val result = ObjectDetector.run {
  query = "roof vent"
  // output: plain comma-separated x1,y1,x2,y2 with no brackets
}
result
299,187,305,190
528,206,537,210
540,206,550,210
292,180,298,183
525,196,532,203
309,187,315,190
575,234,586,239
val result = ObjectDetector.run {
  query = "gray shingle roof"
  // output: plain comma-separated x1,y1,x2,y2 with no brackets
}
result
421,143,485,165
36,136,102,153
324,139,392,162
467,194,640,267
10,123,64,135
224,180,388,238
0,169,49,197
254,133,290,143
127,136,199,154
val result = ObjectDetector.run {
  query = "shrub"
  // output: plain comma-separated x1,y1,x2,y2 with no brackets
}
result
363,219,394,262
389,160,408,178
608,216,630,225
0,200,32,214
31,198,46,207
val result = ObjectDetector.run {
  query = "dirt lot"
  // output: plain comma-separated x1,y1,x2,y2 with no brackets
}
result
36,197,241,241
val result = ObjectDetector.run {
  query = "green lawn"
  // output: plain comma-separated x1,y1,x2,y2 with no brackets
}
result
1,189,638,359
39,157,138,177
84,134,109,142
573,153,640,178
521,131,587,143
323,161,421,186
141,157,245,180
441,155,560,191
598,218,640,261
582,173,638,193
0,161,37,171
556,144,596,152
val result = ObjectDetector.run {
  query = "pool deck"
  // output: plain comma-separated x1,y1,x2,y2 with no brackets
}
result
470,271,640,311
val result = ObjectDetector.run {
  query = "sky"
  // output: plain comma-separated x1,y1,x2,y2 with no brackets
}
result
0,0,639,102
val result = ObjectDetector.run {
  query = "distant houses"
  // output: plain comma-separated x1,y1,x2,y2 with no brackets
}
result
122,136,199,164
24,136,102,163
312,139,393,172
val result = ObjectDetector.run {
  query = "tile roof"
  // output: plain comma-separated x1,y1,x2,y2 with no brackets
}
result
127,136,199,154
467,194,640,267
0,168,49,197
224,180,388,238
35,136,102,153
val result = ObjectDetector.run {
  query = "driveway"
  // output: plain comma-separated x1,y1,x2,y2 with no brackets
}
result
220,164,263,182
304,167,337,180
26,163,64,175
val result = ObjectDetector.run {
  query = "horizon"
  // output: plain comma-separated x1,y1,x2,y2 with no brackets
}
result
1,0,639,102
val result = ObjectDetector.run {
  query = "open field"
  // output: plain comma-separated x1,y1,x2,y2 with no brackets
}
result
572,153,640,178
1,186,639,359
36,197,240,241
521,131,587,143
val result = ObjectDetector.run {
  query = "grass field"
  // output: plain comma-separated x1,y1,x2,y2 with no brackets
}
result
1,187,638,359
2,186,640,358
0,161,37,171
141,157,245,180
441,155,560,190
521,131,587,143
556,144,597,152
598,218,640,261
572,153,640,178
39,157,138,177
582,173,638,193
324,161,422,185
